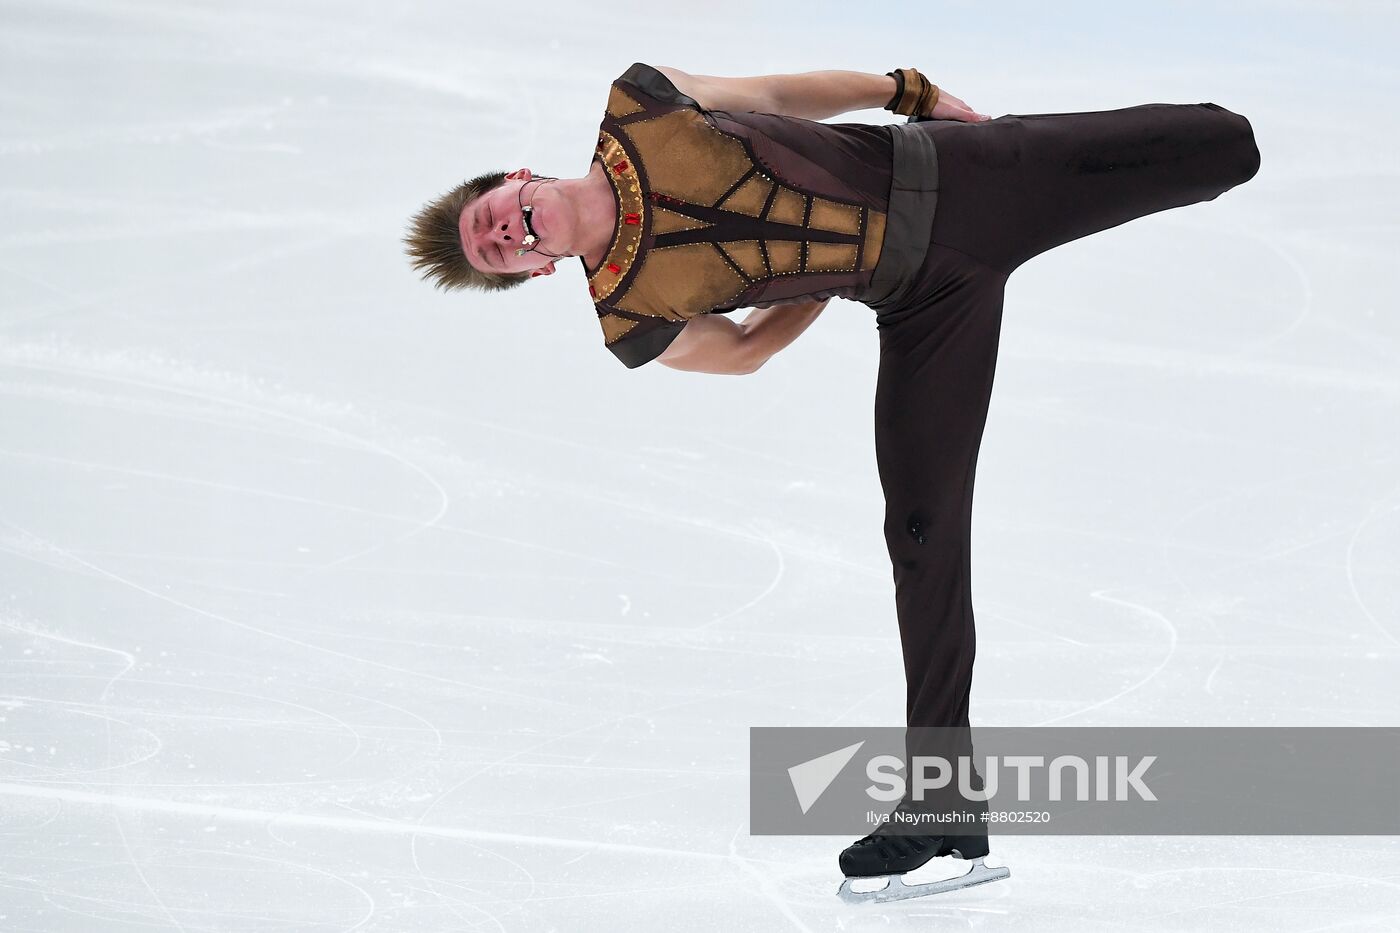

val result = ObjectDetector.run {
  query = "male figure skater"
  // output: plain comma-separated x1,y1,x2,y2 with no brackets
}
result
404,63,1261,902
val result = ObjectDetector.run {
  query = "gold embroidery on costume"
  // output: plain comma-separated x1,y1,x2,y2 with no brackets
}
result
766,240,801,274
598,311,639,343
767,188,806,225
718,240,767,280
621,109,750,205
651,207,714,235
718,175,772,217
614,244,748,319
808,198,862,235
806,242,860,272
607,85,644,119
587,131,646,303
862,209,887,271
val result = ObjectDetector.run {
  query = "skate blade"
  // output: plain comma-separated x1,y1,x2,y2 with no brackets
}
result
837,856,1010,905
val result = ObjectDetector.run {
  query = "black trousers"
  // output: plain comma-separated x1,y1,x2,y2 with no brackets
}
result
872,103,1261,734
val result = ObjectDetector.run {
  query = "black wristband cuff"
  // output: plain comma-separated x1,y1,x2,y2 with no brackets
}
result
884,70,904,111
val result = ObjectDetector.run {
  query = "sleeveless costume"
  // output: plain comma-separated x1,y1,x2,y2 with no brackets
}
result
585,63,899,368
584,62,1260,815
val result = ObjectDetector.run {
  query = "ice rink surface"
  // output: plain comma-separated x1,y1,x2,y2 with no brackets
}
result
2,0,1398,929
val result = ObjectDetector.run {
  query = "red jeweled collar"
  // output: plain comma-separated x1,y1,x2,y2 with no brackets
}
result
586,130,646,302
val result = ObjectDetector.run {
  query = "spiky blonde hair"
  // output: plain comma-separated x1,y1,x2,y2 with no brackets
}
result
403,170,532,292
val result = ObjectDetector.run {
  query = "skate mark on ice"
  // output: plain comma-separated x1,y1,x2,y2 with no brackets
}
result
0,443,448,553
1031,590,1178,725
690,520,785,632
0,516,565,712
723,824,820,933
0,782,737,859
1344,479,1400,649
0,342,453,572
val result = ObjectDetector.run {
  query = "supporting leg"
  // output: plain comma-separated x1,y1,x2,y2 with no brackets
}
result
853,264,1009,898
873,246,1009,732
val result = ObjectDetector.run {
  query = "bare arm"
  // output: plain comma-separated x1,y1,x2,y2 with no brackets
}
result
657,313,761,375
757,71,899,121
655,65,990,123
739,298,829,362
658,299,829,374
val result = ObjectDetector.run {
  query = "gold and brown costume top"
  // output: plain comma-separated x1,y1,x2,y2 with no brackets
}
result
585,63,897,368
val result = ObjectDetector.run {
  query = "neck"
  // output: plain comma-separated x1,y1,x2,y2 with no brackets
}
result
552,161,616,267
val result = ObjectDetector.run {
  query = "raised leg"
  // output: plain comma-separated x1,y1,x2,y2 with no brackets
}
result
914,101,1261,274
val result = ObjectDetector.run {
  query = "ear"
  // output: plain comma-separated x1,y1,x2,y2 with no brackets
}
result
529,261,556,278
504,167,533,181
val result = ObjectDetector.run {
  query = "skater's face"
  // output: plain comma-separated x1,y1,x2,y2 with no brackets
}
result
459,168,559,279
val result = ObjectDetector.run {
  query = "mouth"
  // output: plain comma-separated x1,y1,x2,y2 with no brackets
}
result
532,203,546,238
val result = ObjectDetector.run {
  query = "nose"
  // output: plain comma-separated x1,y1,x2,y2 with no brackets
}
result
489,212,517,248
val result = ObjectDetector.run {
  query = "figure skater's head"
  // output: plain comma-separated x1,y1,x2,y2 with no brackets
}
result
404,168,567,292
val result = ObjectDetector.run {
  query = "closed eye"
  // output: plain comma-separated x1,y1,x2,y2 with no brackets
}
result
488,205,504,264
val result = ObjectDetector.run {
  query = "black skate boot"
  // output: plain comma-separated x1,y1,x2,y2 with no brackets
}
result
836,803,1009,904
838,828,990,877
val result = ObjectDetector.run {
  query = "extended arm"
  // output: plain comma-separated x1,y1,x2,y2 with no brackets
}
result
655,65,990,123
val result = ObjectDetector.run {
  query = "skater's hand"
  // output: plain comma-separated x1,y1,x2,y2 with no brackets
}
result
928,88,992,123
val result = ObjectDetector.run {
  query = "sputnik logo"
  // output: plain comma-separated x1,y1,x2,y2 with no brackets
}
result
787,741,865,814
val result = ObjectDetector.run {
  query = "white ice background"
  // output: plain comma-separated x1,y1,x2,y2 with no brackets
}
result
1,0,1398,930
